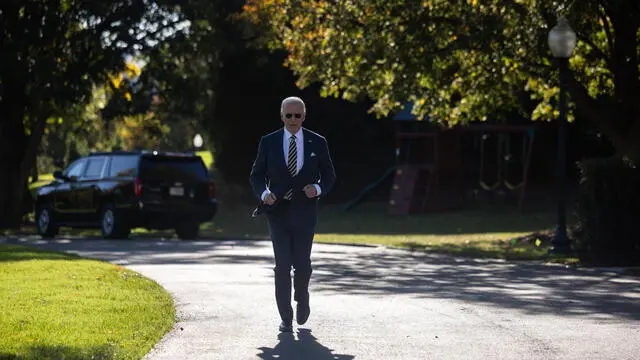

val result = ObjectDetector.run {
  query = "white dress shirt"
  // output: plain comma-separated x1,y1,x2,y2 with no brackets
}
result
261,128,322,200
283,128,304,175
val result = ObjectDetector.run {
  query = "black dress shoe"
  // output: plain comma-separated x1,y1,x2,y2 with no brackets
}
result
296,302,310,325
279,321,293,332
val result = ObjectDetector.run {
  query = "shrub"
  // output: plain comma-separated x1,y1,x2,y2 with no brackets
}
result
574,157,640,266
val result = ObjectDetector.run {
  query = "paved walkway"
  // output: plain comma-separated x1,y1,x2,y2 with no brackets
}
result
4,236,640,360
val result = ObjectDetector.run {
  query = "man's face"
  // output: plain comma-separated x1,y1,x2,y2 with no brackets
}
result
281,102,305,134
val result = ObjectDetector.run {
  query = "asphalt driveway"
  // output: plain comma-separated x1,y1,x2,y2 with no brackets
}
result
3,235,640,360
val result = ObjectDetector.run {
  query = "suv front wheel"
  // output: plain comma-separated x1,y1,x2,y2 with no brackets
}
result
36,204,59,238
101,204,130,239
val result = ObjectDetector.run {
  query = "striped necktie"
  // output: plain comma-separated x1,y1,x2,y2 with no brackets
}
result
284,135,297,199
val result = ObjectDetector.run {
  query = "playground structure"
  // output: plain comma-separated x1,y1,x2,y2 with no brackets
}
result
388,123,536,215
342,104,536,215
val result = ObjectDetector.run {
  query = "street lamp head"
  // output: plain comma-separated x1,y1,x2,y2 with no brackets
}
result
193,133,204,149
548,15,577,58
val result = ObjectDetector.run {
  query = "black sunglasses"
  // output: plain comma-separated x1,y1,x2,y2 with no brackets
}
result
285,113,302,119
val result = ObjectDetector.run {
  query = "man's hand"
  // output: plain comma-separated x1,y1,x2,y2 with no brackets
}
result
263,192,277,205
303,184,318,198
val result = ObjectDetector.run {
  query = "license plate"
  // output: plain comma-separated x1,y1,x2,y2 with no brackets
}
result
169,186,184,196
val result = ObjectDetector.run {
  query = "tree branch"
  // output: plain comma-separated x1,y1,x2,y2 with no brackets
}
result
598,4,614,53
500,0,529,18
564,68,624,146
137,18,187,44
578,35,611,67
519,62,552,79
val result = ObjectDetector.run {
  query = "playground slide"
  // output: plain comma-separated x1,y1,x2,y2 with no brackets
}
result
342,166,398,211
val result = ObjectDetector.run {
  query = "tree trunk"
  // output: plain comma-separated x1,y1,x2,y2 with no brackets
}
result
562,3,640,163
0,130,28,229
583,109,640,164
566,71,640,163
0,101,48,229
615,118,640,163
31,155,39,183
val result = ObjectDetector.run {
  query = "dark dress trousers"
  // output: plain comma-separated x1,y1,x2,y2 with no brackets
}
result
249,127,336,323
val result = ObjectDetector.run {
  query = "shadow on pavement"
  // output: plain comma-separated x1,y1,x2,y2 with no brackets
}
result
5,236,639,322
257,329,354,360
310,248,640,322
0,237,271,265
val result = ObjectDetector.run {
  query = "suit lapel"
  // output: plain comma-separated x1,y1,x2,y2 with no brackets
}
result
272,128,288,175
301,128,313,173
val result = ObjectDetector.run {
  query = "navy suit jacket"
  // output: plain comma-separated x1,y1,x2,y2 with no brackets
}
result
249,128,336,215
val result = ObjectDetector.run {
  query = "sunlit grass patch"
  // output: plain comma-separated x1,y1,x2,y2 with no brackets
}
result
0,244,175,360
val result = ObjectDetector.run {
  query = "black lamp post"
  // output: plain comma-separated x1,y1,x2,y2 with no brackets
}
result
548,15,576,254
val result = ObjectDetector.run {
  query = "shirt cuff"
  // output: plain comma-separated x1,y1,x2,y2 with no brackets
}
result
312,184,322,196
261,189,271,201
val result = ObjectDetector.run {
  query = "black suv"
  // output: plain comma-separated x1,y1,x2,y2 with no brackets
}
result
34,150,218,240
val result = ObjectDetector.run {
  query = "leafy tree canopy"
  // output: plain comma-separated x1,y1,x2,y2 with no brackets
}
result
240,0,640,157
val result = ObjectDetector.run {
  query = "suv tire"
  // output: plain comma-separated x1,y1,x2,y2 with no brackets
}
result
175,222,200,240
101,204,130,239
36,204,59,238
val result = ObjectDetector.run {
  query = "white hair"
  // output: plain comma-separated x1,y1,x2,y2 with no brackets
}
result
280,96,306,115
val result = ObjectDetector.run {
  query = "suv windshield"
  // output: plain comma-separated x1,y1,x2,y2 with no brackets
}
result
139,156,209,183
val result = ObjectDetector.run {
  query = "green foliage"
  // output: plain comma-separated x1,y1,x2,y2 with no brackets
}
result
133,0,280,182
240,1,638,146
38,58,212,171
102,0,243,158
140,0,235,130
2,0,184,116
574,157,640,266
38,86,114,169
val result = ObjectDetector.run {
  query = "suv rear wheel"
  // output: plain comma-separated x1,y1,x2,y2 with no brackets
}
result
101,204,130,239
175,222,200,240
36,204,59,238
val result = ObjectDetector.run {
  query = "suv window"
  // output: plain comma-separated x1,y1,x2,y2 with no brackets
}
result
64,159,86,179
84,157,106,179
109,155,138,177
139,157,209,182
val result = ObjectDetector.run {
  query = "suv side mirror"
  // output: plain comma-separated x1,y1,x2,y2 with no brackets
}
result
53,170,70,182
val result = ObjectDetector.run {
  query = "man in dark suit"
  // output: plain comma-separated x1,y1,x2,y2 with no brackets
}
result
250,96,336,332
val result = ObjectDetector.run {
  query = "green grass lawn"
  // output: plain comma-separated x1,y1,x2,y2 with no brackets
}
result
0,244,175,360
